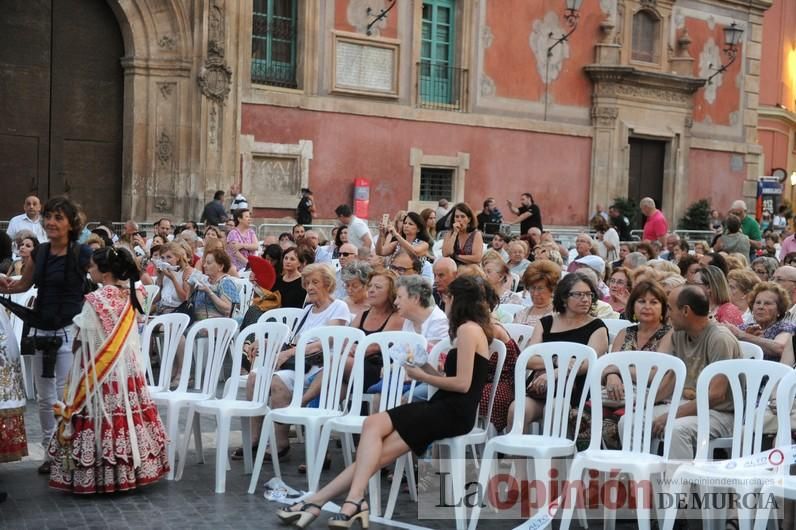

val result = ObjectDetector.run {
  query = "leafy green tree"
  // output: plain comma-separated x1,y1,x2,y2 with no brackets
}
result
678,199,711,230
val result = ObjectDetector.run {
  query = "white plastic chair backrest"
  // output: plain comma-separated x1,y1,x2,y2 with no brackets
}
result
225,321,291,401
738,341,764,360
10,287,36,307
238,270,252,280
425,339,453,400
602,319,634,343
258,307,306,341
502,323,534,350
591,351,686,458
140,313,191,388
331,259,341,271
227,277,254,318
179,318,238,394
141,284,160,318
479,340,507,430
498,304,525,319
510,273,520,292
695,359,792,460
510,342,597,438
432,240,444,259
354,331,428,414
775,369,796,447
290,326,366,411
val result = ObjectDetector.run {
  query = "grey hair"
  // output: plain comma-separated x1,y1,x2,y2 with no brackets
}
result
751,256,778,278
397,275,434,309
340,262,373,285
624,252,648,269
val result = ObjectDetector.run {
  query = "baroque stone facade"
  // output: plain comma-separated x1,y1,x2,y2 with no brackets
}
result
111,0,242,221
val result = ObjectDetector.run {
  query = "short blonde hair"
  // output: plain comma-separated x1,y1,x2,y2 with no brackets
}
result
161,241,189,268
727,268,760,295
302,263,337,294
507,240,529,257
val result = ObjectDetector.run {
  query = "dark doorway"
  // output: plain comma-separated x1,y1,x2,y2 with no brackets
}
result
628,137,666,228
0,0,124,221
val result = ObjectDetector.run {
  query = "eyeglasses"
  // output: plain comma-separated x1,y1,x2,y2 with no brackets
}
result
608,278,627,286
338,252,356,257
567,291,595,300
389,265,409,274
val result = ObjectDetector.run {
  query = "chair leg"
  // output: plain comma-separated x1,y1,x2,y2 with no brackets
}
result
753,485,775,530
248,416,273,494
448,442,468,530
341,432,355,468
193,414,204,464
303,423,318,492
269,420,282,480
467,443,497,530
311,423,332,493
241,416,253,474
368,466,382,518
559,459,586,530
214,414,231,494
385,454,408,519
660,470,686,530
165,405,180,480
174,406,195,481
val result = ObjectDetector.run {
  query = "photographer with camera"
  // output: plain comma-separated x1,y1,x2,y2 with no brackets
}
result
0,197,92,475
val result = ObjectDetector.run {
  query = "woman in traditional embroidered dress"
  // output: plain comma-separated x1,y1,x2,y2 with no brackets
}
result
0,308,28,502
48,247,169,494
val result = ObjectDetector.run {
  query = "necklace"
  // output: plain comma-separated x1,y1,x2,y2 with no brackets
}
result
531,303,553,314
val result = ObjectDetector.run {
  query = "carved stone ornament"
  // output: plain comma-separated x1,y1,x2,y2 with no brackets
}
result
482,25,494,49
347,0,388,36
158,82,175,99
158,35,177,50
198,41,233,103
157,132,172,166
480,74,496,97
698,38,722,104
591,106,619,127
585,65,705,106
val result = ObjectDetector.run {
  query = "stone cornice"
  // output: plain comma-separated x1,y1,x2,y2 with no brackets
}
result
758,105,796,128
698,0,772,14
120,56,193,76
585,65,706,95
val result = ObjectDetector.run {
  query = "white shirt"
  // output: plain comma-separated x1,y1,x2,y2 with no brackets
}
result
402,306,449,343
7,213,47,242
296,299,352,339
347,216,373,251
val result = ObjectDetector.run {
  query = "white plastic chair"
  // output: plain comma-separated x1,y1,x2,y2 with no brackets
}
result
257,307,306,337
498,303,525,320
738,341,764,360
175,322,290,493
753,369,796,530
247,326,367,493
141,284,160,318
559,351,687,530
139,313,190,390
501,323,534,350
150,317,238,480
238,270,251,280
311,331,428,515
468,342,597,530
415,339,506,530
602,318,634,345
661,359,793,530
227,276,254,320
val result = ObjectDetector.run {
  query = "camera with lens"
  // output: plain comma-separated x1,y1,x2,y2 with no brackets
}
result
20,335,63,378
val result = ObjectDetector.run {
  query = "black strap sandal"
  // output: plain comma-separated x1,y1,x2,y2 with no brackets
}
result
327,498,369,528
276,500,322,529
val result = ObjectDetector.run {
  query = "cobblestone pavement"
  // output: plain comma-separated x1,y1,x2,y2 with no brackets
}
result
1,400,660,530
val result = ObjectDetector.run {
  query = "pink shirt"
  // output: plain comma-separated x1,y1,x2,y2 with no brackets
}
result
642,210,668,242
779,234,796,261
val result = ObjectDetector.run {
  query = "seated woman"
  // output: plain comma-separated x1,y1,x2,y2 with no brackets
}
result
506,240,532,279
234,264,350,460
273,246,313,309
376,211,431,263
483,253,522,306
606,267,633,315
275,276,494,528
727,269,760,324
724,282,795,362
506,272,609,434
151,242,194,315
691,265,744,326
514,260,561,327
602,281,672,448
190,248,239,320
441,203,484,266
340,262,372,317
7,232,38,277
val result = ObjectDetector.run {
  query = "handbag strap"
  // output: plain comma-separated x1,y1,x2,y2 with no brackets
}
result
288,306,312,345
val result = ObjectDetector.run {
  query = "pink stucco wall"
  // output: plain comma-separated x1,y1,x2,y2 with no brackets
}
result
687,148,746,210
241,105,593,224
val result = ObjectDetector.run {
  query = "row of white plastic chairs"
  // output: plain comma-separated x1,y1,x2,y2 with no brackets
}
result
144,308,793,530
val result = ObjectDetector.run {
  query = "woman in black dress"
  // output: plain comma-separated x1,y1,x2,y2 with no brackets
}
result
276,276,494,529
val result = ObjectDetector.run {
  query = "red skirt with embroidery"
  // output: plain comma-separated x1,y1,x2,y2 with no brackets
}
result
47,367,169,494
0,408,28,463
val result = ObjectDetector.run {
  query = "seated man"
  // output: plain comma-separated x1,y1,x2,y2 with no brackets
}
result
618,285,739,460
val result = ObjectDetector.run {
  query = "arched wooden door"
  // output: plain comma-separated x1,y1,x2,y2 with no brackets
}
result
0,0,123,221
